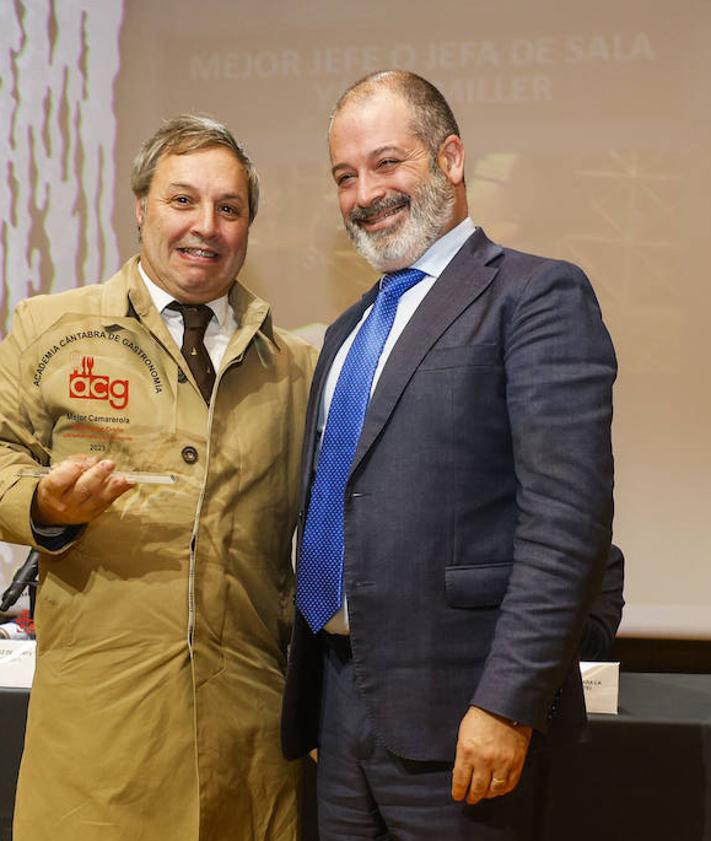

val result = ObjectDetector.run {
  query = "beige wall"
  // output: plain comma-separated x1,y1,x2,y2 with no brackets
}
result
1,0,710,637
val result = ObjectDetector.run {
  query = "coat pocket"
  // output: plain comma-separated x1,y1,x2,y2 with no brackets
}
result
444,561,513,608
419,343,501,371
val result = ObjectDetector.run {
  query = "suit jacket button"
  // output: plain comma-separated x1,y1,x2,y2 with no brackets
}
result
181,446,199,465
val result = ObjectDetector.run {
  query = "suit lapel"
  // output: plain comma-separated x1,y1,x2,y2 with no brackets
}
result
350,229,503,476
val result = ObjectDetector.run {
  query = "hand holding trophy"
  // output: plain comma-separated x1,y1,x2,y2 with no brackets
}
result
28,457,136,527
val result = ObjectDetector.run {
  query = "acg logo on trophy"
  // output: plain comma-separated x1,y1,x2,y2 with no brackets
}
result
68,356,129,410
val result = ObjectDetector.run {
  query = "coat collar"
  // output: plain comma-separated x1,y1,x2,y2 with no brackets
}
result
98,256,280,353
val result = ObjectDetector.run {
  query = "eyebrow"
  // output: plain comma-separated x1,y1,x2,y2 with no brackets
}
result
331,145,405,177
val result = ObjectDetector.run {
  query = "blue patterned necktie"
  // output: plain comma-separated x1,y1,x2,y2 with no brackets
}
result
296,267,427,633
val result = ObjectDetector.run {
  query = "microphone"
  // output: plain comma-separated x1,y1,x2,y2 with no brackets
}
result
0,549,39,613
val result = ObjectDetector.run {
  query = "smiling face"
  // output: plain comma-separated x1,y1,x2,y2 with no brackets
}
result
329,88,467,272
135,146,250,304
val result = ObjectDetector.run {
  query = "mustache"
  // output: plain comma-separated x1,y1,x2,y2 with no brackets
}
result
349,193,410,225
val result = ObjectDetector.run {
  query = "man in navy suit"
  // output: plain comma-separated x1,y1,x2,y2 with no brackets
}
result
282,70,616,840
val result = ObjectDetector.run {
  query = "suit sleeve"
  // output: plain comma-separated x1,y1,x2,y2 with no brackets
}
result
471,260,616,731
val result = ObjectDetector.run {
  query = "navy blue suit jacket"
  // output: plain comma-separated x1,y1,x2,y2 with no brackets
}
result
282,228,616,762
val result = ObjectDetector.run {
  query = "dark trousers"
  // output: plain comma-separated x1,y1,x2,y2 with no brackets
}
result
316,637,549,841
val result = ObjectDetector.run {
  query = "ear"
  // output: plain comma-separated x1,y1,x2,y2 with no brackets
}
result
437,135,465,186
134,195,146,229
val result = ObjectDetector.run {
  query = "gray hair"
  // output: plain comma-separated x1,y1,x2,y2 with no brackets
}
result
331,70,460,160
131,114,260,223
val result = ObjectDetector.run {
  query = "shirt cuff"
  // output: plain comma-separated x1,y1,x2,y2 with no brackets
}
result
31,519,82,551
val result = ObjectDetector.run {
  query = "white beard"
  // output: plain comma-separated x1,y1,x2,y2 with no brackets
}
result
344,166,456,272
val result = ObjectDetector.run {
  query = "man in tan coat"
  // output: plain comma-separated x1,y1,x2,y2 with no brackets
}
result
0,115,315,840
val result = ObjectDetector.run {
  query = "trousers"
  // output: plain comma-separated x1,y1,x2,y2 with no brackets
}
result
315,638,550,840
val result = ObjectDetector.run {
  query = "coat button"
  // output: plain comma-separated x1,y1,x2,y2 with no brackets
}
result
177,368,188,383
181,446,198,465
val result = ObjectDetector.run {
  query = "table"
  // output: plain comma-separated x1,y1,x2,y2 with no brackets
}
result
0,690,28,841
544,672,711,841
2,674,710,840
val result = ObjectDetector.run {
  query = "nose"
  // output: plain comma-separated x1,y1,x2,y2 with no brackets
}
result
355,172,385,211
192,203,218,240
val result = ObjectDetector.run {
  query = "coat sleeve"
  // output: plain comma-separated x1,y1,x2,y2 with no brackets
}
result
470,259,616,732
0,301,79,552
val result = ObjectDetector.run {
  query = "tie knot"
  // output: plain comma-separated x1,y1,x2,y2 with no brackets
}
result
167,301,214,333
380,268,427,300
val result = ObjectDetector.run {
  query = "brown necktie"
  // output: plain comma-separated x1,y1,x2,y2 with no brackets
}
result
167,301,216,403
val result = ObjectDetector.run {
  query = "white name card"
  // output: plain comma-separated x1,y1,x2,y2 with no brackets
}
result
580,661,619,714
0,640,36,688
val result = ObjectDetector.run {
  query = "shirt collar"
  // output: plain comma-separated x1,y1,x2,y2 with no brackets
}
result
411,217,476,279
137,260,231,328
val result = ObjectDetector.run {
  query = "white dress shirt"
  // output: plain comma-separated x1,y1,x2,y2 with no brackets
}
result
138,262,238,372
318,217,477,634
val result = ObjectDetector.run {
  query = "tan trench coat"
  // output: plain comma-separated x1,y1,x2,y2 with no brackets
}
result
0,257,316,841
